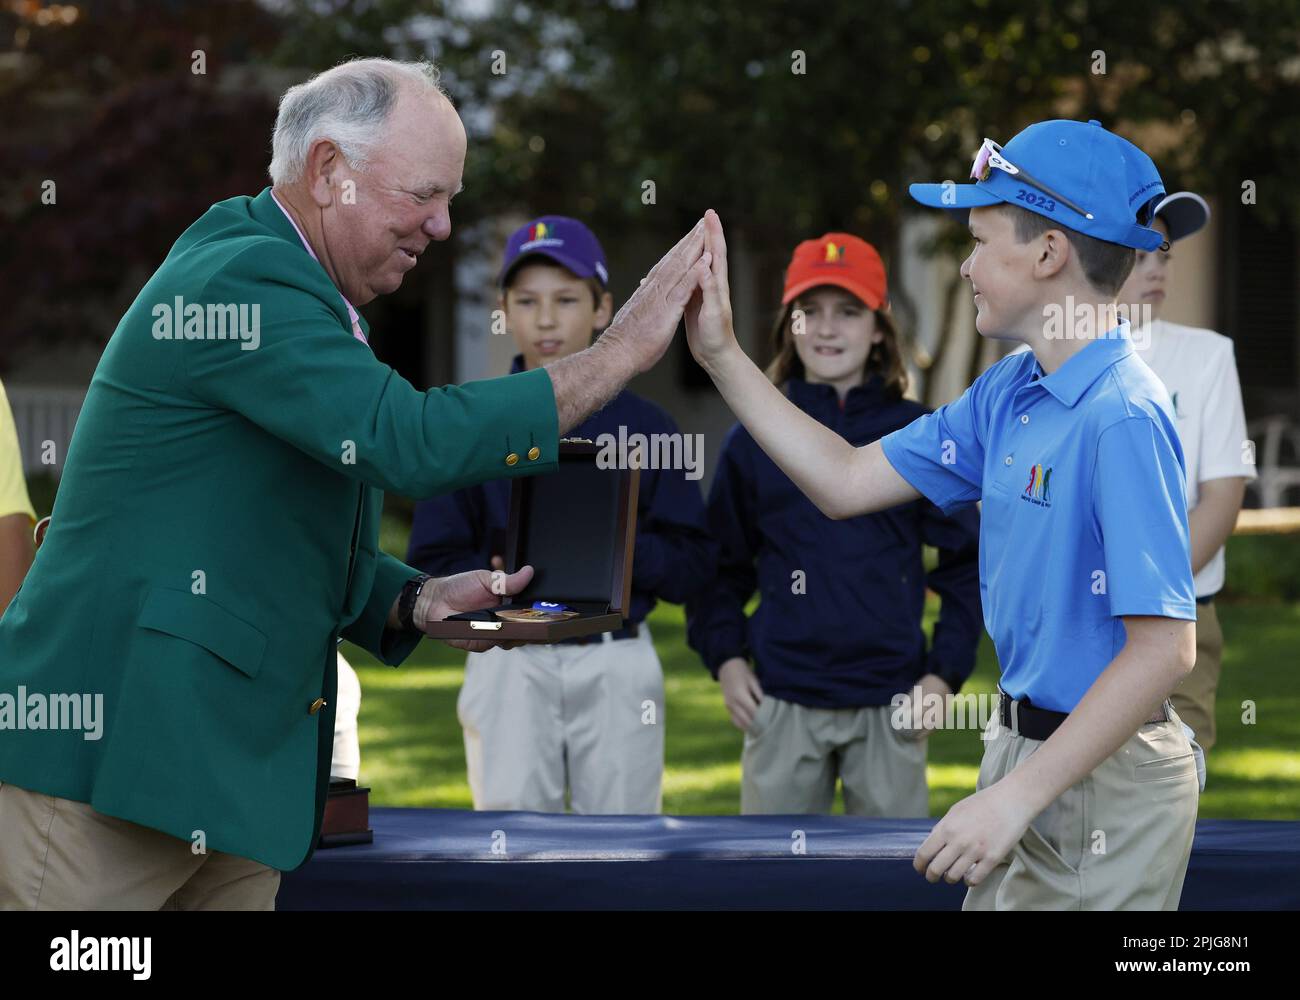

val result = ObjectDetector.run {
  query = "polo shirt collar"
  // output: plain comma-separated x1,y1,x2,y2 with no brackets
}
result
1030,323,1135,408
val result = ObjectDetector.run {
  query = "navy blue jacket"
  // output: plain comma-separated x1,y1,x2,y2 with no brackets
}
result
686,375,983,708
407,355,716,622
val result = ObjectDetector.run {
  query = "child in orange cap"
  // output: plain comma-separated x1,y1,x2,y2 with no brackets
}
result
687,234,983,816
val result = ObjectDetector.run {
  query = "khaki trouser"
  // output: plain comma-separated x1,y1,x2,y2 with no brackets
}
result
332,650,362,780
1171,599,1224,753
0,781,280,911
458,625,664,814
740,696,929,818
963,705,1199,911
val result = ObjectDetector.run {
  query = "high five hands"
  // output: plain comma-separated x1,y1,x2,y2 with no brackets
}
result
598,209,740,376
683,209,740,373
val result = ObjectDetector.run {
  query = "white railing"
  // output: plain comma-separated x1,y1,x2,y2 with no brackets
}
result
5,385,86,475
1246,416,1300,509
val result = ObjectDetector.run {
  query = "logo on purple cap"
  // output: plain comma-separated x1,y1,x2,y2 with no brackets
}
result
521,220,565,251
501,215,609,287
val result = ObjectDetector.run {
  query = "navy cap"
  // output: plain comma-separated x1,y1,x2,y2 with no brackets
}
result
499,215,609,288
909,120,1167,251
1152,191,1211,242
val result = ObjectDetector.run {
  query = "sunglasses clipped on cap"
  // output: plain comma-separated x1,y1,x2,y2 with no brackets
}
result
971,137,1095,221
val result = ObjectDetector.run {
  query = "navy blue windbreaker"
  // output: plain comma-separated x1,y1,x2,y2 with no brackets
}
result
686,375,983,707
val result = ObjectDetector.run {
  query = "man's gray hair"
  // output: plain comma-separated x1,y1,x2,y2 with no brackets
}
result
269,57,447,185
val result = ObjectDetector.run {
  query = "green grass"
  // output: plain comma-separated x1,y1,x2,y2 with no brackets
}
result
343,597,1300,819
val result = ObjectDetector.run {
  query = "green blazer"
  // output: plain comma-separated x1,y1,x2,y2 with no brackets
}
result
0,188,559,871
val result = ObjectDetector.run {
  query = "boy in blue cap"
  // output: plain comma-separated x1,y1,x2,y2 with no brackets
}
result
407,216,715,814
684,120,1199,910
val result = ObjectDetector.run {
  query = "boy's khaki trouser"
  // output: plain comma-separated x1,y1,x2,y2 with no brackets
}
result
740,696,929,818
458,625,664,814
963,706,1199,911
1171,599,1224,753
0,781,280,910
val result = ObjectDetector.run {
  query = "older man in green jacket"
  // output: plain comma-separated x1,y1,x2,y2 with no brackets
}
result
0,57,710,910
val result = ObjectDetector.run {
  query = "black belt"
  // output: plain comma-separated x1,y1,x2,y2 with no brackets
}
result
999,690,1169,741
554,622,640,647
1196,594,1215,606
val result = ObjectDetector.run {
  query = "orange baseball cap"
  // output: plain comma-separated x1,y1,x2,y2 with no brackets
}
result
781,233,888,310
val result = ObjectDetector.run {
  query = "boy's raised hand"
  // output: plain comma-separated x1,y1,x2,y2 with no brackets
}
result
603,217,712,374
684,209,739,372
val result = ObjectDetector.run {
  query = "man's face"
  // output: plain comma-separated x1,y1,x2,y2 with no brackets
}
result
1117,216,1172,321
317,88,467,305
960,205,1042,341
502,261,612,370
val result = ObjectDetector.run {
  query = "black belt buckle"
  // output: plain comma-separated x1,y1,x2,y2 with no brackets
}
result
1000,690,1068,741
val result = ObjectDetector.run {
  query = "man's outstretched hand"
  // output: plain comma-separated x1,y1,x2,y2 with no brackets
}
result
600,216,713,375
414,564,535,652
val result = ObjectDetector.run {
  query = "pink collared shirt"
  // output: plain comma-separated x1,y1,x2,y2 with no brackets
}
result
271,191,369,346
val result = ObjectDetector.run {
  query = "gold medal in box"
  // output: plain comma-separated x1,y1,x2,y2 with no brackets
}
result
494,605,579,624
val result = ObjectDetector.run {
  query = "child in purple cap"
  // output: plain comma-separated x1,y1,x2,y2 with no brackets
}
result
683,119,1201,911
407,216,715,815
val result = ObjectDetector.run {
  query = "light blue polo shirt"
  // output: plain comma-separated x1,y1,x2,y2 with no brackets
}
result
881,325,1196,713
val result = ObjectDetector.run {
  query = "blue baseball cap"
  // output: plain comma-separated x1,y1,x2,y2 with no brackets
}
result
499,215,610,288
909,120,1167,251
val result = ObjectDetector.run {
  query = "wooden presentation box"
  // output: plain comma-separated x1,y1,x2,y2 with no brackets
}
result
419,441,640,643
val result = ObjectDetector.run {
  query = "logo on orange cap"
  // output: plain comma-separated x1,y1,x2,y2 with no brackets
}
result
782,232,887,309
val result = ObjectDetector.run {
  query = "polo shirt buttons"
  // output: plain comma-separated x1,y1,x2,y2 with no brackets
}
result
1020,414,1030,424
1004,455,1013,466
505,452,519,466
527,446,540,461
308,698,327,715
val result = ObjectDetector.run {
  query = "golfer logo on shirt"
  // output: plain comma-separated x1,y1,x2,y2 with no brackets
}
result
1022,463,1053,506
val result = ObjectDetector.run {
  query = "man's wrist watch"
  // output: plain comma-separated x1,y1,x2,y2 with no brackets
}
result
398,574,433,633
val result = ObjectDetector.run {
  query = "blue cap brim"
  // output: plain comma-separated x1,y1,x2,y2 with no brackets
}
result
500,249,604,288
908,182,1004,215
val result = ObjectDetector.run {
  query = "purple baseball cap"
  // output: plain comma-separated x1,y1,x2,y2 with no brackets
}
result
499,215,610,288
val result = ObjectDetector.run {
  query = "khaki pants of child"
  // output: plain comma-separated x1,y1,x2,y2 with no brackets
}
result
332,650,362,780
963,705,1199,911
0,781,280,910
740,696,929,817
458,625,664,814
1171,599,1224,753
